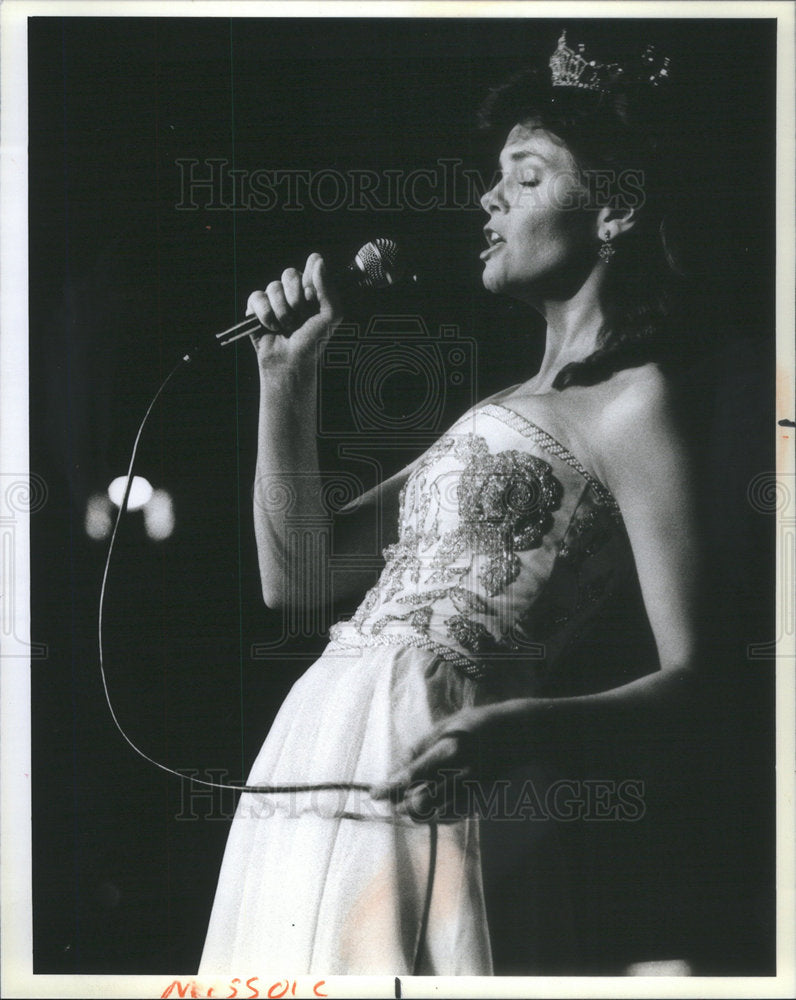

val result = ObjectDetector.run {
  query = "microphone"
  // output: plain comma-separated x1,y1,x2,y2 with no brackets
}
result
215,237,413,347
335,237,407,291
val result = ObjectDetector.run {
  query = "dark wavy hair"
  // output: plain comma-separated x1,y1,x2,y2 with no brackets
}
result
478,67,694,388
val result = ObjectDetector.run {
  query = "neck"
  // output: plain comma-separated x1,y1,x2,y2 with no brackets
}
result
525,263,607,393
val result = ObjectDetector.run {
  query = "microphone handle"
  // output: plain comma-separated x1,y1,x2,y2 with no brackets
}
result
214,260,387,347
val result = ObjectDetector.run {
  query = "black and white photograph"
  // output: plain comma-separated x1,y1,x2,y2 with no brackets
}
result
2,1,794,997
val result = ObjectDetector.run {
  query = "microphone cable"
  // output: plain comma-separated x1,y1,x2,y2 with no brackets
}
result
97,346,438,974
98,348,372,798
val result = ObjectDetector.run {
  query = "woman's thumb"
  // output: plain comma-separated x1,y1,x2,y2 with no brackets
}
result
313,256,342,320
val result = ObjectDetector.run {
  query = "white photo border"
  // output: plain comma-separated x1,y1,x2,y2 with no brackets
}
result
2,2,793,998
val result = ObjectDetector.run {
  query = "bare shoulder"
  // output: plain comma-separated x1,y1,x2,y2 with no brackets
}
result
594,364,675,443
587,364,688,496
488,364,687,496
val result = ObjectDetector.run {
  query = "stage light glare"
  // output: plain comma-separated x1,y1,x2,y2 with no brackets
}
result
85,492,113,540
108,475,153,511
143,489,175,540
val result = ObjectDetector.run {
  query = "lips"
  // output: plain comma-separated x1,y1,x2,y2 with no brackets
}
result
481,226,505,260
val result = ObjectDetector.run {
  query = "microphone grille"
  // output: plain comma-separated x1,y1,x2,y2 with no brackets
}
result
355,238,402,288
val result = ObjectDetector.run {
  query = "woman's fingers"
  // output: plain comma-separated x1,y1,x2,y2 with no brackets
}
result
302,252,322,306
246,253,338,342
399,781,442,822
396,755,474,824
246,290,280,333
371,732,467,801
409,721,454,760
312,256,342,324
243,253,342,371
281,267,305,314
368,724,487,822
265,279,294,331
409,734,468,789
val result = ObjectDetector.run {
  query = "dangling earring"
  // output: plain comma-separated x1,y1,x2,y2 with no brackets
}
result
598,229,615,263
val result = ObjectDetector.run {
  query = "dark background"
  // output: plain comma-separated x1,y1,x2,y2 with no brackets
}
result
29,16,777,975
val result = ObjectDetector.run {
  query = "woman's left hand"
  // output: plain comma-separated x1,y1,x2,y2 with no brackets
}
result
370,705,514,823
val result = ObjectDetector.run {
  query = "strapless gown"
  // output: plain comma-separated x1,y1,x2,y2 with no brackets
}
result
199,402,652,975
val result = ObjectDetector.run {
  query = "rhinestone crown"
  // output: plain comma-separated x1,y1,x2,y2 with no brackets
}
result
549,31,671,92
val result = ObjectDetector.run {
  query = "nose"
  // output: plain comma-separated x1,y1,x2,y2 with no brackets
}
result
480,177,506,213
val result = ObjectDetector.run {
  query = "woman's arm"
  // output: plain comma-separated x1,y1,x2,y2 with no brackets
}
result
249,253,411,611
249,255,330,609
373,369,708,803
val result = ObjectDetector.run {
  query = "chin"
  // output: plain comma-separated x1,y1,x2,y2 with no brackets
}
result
481,266,528,300
481,262,510,295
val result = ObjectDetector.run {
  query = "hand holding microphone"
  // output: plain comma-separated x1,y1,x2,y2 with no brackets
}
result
242,253,343,374
213,237,413,374
215,237,411,346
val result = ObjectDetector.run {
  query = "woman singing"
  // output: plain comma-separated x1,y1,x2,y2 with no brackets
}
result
200,34,707,976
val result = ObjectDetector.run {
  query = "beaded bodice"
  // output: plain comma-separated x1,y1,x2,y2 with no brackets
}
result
329,403,645,689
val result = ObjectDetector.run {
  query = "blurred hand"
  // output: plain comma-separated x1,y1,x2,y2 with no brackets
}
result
370,705,513,823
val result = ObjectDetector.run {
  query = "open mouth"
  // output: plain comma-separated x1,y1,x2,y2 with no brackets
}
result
481,228,505,260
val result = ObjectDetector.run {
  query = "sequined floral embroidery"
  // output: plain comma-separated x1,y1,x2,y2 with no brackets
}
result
437,447,563,597
559,509,612,562
445,614,497,655
327,417,616,679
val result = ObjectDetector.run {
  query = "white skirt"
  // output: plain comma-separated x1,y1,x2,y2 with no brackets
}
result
198,643,493,976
